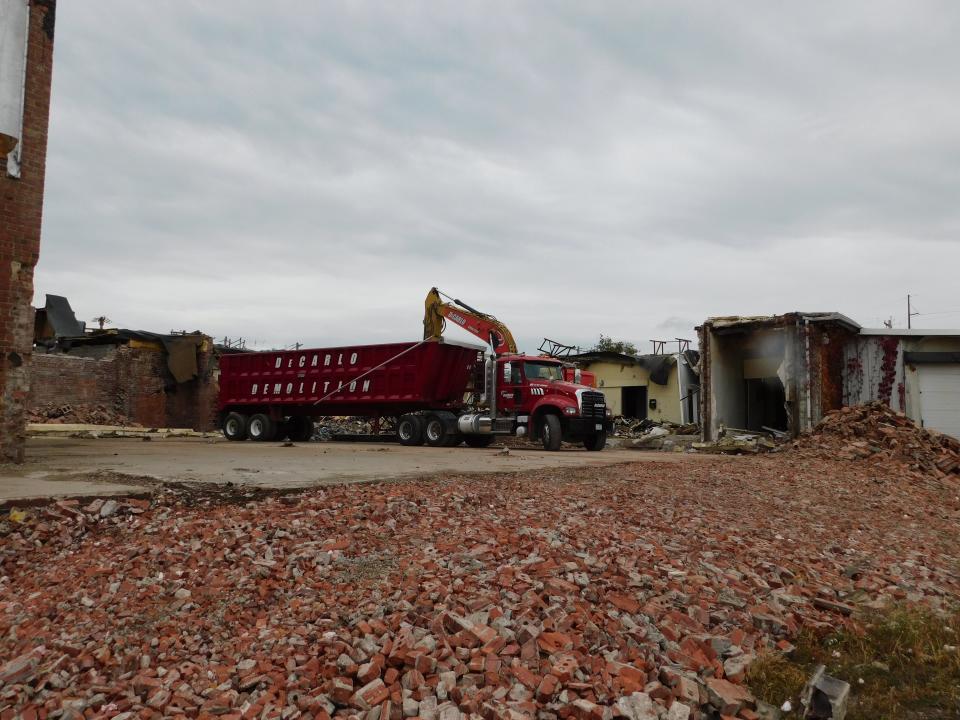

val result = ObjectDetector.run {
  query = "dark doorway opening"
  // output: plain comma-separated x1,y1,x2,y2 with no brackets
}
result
744,377,787,431
622,386,647,419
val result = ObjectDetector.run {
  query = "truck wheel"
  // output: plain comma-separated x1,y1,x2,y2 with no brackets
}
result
443,433,464,447
583,431,607,451
541,414,562,451
248,413,276,442
397,414,425,446
424,414,449,447
464,435,495,448
222,412,248,441
287,416,314,442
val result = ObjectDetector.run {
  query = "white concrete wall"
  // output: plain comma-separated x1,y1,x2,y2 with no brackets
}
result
0,0,29,172
677,354,700,424
843,337,905,412
842,334,960,424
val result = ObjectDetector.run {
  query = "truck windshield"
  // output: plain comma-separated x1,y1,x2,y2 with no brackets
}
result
523,362,563,381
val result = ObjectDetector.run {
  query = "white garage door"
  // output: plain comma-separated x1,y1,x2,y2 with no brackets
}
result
918,364,960,438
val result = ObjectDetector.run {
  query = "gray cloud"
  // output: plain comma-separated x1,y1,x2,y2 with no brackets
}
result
35,1,960,353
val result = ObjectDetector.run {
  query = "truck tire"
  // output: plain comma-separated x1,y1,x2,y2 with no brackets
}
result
424,414,450,447
583,431,607,451
248,413,276,442
287,416,314,442
397,414,425,446
464,435,495,448
222,412,248,441
541,414,562,451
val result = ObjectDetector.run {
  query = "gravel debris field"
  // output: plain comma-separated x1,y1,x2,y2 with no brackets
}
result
1,452,958,720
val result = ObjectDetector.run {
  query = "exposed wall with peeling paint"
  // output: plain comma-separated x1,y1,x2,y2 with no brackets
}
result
845,333,960,429
843,336,906,412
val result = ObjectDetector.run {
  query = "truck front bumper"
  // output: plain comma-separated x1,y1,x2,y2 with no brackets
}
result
565,418,613,437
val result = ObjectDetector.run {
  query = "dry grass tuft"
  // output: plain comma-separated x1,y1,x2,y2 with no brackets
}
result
748,605,960,720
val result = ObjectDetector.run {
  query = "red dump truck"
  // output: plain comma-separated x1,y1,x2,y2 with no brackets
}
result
217,338,612,450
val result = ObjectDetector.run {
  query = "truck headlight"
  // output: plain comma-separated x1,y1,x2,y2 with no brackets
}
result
564,407,577,415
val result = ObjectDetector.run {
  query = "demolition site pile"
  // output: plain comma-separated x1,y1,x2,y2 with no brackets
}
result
2,456,958,720
26,403,139,427
791,401,960,482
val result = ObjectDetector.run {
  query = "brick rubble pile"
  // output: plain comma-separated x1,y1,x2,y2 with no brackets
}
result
790,401,960,482
26,403,140,427
2,457,958,720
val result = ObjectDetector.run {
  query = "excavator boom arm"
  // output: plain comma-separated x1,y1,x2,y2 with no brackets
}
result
424,288,518,355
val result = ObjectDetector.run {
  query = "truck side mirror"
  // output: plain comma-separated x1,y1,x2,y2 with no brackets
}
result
503,363,512,384
574,368,582,384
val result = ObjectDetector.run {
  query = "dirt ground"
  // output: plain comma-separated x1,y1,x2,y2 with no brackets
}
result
2,448,958,719
0,437,711,501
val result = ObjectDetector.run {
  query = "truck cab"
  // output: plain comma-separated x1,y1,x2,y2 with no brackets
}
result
496,354,612,450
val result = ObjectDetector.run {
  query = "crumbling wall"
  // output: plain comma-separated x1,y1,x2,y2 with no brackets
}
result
28,345,219,430
806,324,855,425
704,331,746,439
163,342,219,431
30,353,114,408
843,337,905,413
706,329,790,437
0,1,56,462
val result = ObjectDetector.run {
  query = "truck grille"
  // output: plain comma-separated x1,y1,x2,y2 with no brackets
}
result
580,391,606,418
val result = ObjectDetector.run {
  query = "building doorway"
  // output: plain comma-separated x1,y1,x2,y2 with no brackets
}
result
744,377,787,431
622,386,647,419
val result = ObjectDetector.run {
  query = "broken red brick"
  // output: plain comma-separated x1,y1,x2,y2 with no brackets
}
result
352,679,389,710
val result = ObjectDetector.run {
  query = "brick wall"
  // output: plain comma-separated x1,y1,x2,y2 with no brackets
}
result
164,343,219,430
29,344,220,431
30,354,106,408
0,1,56,462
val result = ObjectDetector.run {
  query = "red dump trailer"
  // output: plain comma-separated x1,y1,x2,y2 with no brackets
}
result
218,339,480,440
217,338,612,450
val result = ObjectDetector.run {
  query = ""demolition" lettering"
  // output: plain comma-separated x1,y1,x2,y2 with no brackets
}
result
250,378,371,397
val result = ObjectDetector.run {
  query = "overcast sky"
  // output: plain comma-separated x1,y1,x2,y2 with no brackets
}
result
35,1,960,353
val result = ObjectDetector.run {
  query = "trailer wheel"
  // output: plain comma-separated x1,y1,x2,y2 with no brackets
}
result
423,415,449,447
248,413,276,442
583,431,607,451
541,414,562,451
287,416,314,442
464,435,494,448
222,412,248,441
397,414,425,446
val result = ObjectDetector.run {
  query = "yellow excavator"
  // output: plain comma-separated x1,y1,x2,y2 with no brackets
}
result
423,287,518,356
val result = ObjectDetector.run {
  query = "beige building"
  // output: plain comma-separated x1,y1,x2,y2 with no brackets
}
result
569,351,700,424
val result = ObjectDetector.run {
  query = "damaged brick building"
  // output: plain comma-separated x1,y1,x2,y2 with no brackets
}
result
0,0,56,462
698,313,860,441
699,313,960,441
30,297,220,430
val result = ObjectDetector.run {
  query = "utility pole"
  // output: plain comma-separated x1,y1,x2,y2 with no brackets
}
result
907,294,919,329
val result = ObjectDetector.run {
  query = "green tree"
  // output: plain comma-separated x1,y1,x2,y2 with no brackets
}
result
593,335,637,356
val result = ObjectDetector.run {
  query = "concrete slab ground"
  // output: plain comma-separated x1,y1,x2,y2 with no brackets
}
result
0,436,713,502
